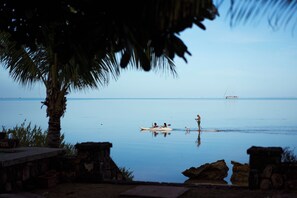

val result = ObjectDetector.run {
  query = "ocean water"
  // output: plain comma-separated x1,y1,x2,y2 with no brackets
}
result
1,98,297,183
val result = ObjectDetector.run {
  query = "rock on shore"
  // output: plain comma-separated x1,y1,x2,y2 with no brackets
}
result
182,159,229,181
230,160,249,186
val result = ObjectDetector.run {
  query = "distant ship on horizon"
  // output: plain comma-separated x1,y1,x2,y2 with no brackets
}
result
224,89,238,99
225,96,239,99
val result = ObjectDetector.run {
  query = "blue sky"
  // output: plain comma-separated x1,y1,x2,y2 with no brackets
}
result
1,5,297,98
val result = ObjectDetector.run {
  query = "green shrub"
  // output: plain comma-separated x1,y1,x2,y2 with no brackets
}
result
2,120,47,147
62,142,77,156
1,120,76,156
282,147,297,163
119,167,134,181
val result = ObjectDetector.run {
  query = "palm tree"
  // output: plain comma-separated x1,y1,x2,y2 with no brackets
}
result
0,1,218,147
0,32,121,147
0,31,178,148
0,30,180,148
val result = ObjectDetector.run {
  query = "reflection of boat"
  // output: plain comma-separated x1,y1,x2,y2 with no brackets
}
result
140,127,172,131
225,96,238,99
141,129,171,137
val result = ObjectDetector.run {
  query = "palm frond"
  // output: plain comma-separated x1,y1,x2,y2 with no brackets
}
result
114,22,179,76
1,30,121,92
227,0,297,31
64,51,121,92
0,31,46,87
119,45,177,77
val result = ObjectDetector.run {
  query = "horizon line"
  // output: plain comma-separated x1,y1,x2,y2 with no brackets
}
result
1,97,297,100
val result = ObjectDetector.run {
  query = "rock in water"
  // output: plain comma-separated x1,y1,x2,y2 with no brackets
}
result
182,159,229,180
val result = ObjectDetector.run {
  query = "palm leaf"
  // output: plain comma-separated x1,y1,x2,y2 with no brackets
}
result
227,0,297,31
0,31,46,86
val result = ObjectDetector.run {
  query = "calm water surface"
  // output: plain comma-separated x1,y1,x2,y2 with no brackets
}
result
1,98,297,183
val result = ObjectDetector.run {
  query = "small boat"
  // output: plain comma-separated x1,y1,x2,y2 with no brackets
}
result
140,127,173,131
224,89,238,99
225,96,238,99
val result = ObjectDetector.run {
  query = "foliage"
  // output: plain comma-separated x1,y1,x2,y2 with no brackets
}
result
1,120,76,155
119,167,134,181
2,120,48,147
62,142,77,156
226,0,297,31
0,1,218,72
282,147,297,163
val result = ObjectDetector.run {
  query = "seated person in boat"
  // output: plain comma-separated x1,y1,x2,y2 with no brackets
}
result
162,123,167,127
153,122,159,128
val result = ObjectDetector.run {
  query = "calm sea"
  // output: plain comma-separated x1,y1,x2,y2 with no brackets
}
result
1,98,297,183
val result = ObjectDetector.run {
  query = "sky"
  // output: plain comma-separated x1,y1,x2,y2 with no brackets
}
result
1,4,297,99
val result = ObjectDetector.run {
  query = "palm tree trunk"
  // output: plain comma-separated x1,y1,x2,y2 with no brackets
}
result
44,56,67,148
47,110,62,148
44,86,67,148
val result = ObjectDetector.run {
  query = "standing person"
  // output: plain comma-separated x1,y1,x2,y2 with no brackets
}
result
195,114,201,131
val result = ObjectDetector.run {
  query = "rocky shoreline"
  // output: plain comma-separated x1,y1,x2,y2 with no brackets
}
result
181,146,297,191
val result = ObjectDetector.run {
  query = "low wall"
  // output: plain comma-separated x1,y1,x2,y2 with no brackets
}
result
247,146,297,190
67,142,124,182
0,142,124,192
0,147,65,192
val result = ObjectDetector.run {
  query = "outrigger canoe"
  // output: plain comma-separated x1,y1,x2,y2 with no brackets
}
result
140,127,173,131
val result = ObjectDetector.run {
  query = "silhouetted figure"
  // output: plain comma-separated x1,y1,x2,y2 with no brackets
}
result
195,114,201,131
153,122,158,128
163,123,167,127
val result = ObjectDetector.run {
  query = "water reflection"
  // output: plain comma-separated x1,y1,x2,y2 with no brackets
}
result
141,130,171,137
185,129,202,147
153,131,171,137
196,131,201,147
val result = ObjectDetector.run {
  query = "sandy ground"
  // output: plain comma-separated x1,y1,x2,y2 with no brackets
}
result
28,182,297,198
